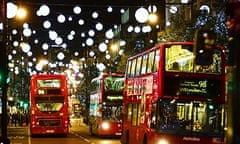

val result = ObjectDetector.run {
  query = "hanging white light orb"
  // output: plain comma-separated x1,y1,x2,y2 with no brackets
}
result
73,6,81,14
89,51,95,57
21,42,31,53
57,14,66,23
57,52,65,60
42,43,49,50
7,2,18,19
43,20,51,29
135,7,149,23
37,4,50,16
96,22,103,31
105,29,114,39
23,28,32,37
98,42,107,52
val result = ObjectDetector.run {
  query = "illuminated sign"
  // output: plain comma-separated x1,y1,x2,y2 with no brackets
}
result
164,77,221,98
179,80,207,95
106,95,123,101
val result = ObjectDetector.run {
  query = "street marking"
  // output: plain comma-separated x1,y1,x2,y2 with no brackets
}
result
71,130,91,143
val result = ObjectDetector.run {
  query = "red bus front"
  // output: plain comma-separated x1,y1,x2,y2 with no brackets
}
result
121,42,226,144
89,73,124,136
30,74,69,136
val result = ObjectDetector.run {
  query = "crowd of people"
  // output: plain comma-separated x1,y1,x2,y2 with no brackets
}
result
7,111,29,127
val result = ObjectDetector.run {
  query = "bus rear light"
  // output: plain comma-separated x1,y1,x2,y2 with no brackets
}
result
101,122,110,130
31,110,35,115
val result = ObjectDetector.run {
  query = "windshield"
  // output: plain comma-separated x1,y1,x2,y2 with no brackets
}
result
104,76,124,92
103,105,122,122
37,79,61,88
165,44,222,74
35,96,64,113
150,99,225,135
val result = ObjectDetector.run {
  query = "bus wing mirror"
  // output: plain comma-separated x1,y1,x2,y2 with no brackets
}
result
194,28,216,66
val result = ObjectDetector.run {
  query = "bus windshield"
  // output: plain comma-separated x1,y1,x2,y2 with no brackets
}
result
151,99,225,135
35,96,64,113
37,79,61,88
103,105,122,122
104,76,124,92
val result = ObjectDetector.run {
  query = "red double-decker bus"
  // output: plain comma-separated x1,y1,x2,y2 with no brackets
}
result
30,74,69,136
121,42,226,144
89,73,124,136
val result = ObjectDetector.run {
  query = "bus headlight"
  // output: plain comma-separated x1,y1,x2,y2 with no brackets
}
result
157,139,169,144
102,122,110,130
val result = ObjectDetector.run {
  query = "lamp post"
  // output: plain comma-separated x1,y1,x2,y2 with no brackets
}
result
0,0,10,143
1,2,27,142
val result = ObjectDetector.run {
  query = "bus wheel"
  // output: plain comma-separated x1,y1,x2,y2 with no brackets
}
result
143,134,147,144
125,130,129,144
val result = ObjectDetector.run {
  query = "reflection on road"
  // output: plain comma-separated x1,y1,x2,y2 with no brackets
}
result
8,118,120,144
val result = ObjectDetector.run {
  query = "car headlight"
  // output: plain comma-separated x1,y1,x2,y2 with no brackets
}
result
102,122,110,130
157,139,169,144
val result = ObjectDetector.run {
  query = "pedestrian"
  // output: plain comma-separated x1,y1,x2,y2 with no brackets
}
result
13,112,18,127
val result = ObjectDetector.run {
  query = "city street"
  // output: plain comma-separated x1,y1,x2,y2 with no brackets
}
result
8,118,121,144
1,0,237,143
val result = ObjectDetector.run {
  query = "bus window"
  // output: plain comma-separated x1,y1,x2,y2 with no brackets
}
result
194,50,222,74
103,106,122,121
147,51,155,73
141,54,148,75
37,79,61,88
127,60,132,77
132,104,141,126
165,44,194,72
135,56,142,76
154,99,224,134
112,78,124,91
35,96,64,113
130,59,137,77
104,78,112,90
153,49,160,72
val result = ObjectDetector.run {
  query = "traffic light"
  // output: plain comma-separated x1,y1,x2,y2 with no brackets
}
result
0,71,3,84
0,41,7,87
194,28,216,66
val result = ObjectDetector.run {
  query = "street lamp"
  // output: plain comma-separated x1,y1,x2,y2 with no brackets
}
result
15,7,27,20
0,1,17,143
